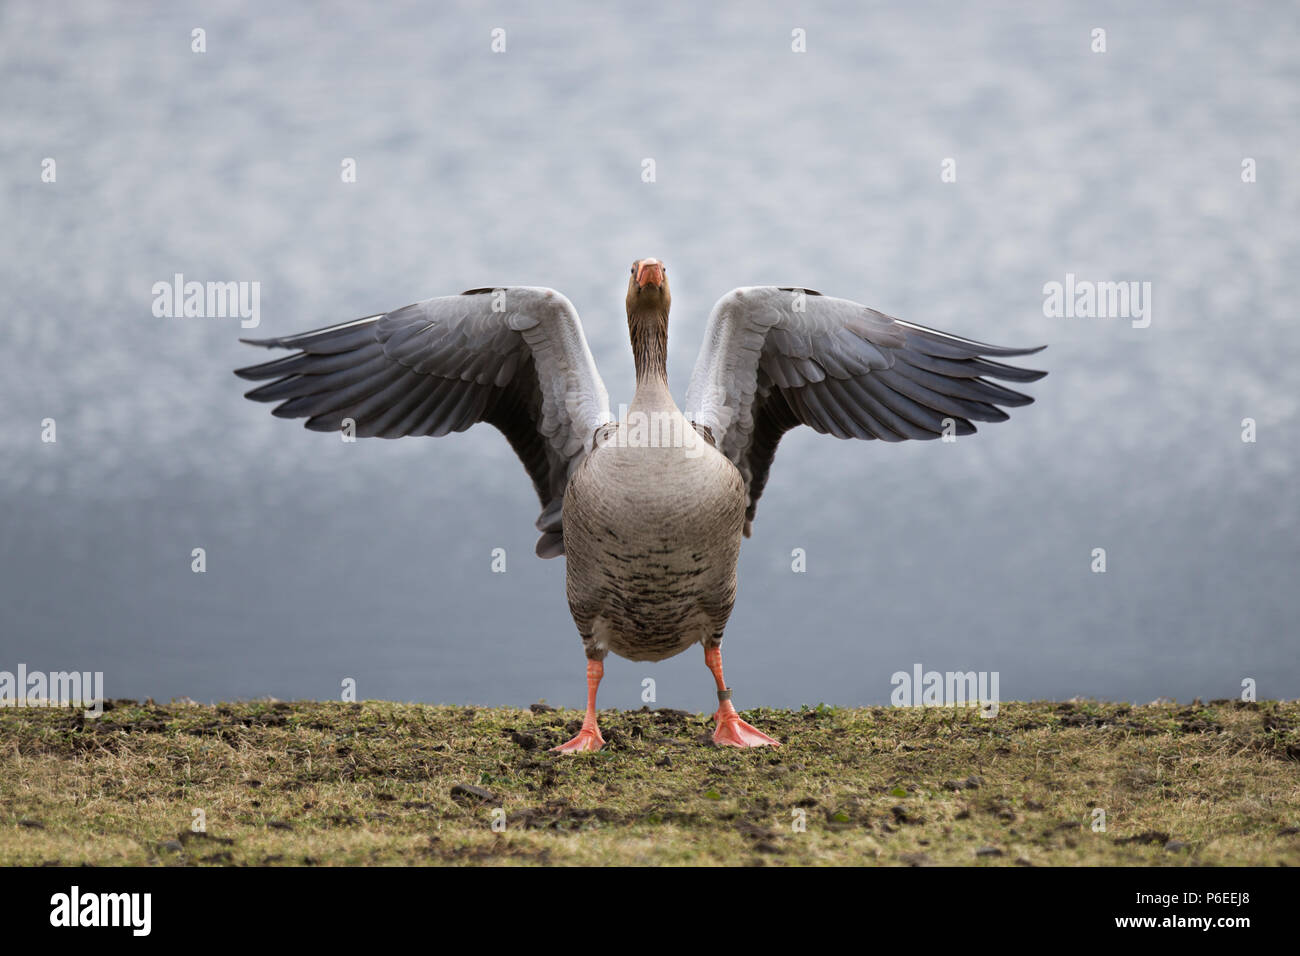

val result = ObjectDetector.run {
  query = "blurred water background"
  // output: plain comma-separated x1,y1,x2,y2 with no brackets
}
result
1,1,1297,709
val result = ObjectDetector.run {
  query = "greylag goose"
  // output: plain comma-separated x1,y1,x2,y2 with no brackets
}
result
235,259,1045,751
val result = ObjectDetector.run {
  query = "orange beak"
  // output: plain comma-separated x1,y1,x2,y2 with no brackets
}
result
635,260,664,288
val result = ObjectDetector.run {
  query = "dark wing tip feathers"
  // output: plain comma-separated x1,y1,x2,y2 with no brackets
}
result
235,306,572,560
234,315,387,383
973,354,1049,384
736,319,1045,530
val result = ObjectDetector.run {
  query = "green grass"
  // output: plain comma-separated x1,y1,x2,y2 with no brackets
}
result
1,698,1297,865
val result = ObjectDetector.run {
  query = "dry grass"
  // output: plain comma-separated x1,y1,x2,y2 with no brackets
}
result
1,698,1297,866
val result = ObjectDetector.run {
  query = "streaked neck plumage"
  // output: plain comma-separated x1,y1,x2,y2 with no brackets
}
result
629,303,673,411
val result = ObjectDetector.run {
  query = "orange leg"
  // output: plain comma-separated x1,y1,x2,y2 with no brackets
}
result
704,646,779,747
551,659,606,753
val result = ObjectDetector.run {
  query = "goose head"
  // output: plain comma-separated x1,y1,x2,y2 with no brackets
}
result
626,257,671,319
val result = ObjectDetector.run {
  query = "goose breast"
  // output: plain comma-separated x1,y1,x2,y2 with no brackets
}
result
562,413,746,662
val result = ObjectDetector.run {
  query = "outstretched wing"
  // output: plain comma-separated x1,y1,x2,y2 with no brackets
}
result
235,286,611,557
684,287,1046,535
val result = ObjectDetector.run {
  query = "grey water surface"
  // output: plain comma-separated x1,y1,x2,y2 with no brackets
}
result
1,0,1297,710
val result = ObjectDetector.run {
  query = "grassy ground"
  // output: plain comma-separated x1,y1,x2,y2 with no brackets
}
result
1,698,1297,866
